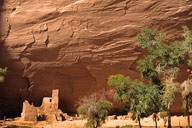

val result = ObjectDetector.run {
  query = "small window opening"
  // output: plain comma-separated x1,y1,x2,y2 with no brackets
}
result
37,114,46,121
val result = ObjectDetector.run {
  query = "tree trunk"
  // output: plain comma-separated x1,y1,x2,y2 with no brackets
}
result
168,104,171,128
187,114,190,128
95,120,98,128
154,114,158,128
163,118,167,127
138,118,142,128
186,99,190,128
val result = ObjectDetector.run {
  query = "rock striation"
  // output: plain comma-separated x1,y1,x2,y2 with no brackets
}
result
0,0,192,117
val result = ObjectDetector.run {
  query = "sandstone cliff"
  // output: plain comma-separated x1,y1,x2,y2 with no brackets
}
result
0,0,192,117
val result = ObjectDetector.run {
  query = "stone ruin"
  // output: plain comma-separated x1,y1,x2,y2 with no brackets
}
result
21,89,66,122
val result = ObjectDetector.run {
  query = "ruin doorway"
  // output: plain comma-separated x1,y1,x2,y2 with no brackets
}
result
37,114,46,121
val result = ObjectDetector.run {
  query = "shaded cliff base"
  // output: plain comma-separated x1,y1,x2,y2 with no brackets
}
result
1,115,192,128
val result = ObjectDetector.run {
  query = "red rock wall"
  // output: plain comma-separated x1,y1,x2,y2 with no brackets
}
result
0,0,192,117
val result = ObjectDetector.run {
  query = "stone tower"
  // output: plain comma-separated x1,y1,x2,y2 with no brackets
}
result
51,89,59,110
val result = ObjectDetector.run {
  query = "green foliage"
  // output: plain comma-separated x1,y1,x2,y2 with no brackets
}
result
77,94,112,128
108,75,162,123
108,74,134,102
136,27,192,128
0,67,7,83
108,26,192,128
145,85,163,114
138,26,192,79
129,81,152,120
137,28,165,50
137,56,158,80
160,111,167,118
181,26,192,67
137,28,168,79
137,27,192,85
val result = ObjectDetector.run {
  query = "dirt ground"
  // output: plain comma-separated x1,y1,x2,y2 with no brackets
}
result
0,116,192,128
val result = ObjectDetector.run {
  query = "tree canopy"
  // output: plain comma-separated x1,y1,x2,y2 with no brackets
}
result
108,75,162,128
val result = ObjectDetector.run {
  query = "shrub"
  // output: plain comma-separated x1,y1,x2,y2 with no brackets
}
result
77,94,112,128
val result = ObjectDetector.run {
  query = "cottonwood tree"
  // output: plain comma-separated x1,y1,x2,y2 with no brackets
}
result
161,74,179,128
108,74,162,128
145,85,162,128
137,28,185,86
135,84,162,128
180,26,192,128
181,79,192,128
77,93,112,128
137,27,192,128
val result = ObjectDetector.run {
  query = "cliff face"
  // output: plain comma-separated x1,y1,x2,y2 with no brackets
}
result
0,0,192,117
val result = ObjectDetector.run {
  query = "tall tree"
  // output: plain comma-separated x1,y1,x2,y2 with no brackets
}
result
108,26,192,128
137,28,168,86
181,79,192,128
137,27,192,127
145,85,162,128
108,75,161,128
137,28,186,86
161,74,179,128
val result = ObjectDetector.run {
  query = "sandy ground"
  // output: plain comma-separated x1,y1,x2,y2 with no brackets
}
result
44,116,192,128
1,116,192,128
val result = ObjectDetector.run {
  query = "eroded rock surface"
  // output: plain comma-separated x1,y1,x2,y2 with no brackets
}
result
0,0,192,116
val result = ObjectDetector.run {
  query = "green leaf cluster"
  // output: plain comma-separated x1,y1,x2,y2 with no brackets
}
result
137,27,192,85
108,75,162,121
107,26,192,128
108,74,134,102
0,67,7,83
